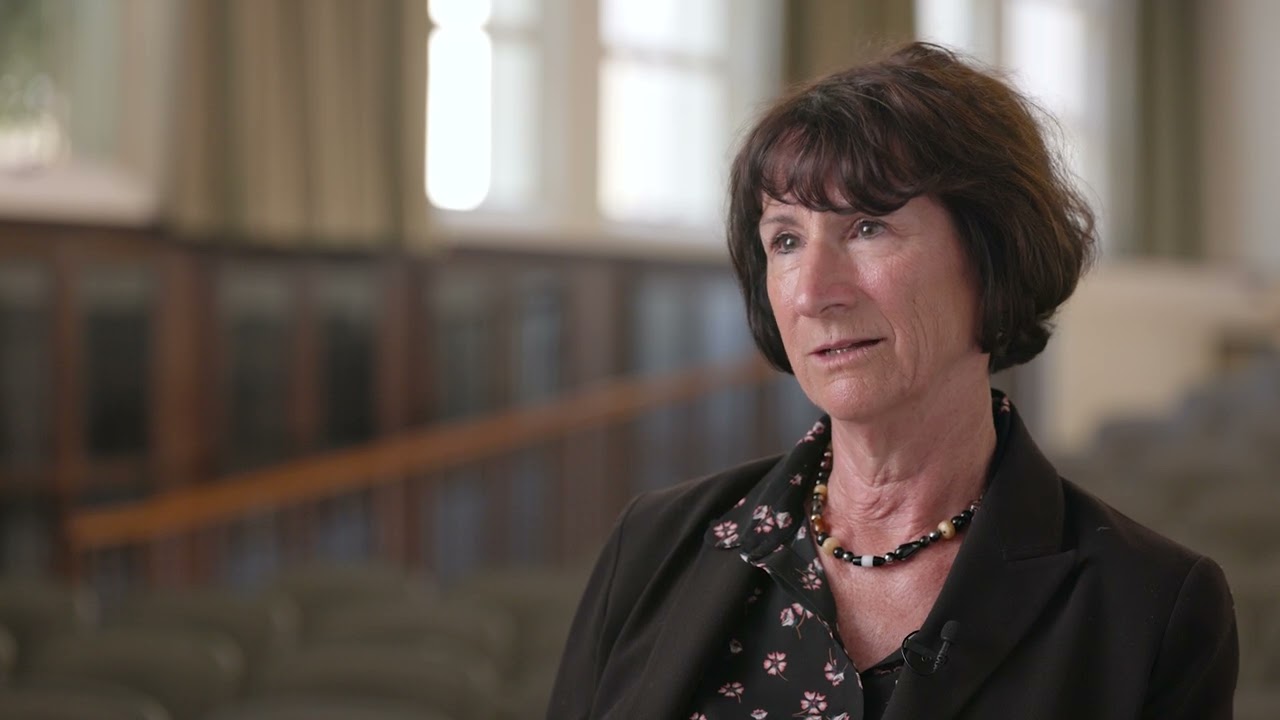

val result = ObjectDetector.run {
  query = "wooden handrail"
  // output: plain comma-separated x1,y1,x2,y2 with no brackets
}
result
67,356,776,553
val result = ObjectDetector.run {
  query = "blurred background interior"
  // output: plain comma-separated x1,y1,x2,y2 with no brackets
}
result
0,0,1277,718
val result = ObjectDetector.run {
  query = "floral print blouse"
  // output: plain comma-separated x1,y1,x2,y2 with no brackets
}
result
687,392,1014,720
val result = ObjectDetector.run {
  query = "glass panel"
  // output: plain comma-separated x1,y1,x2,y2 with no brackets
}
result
314,495,372,560
513,278,562,405
223,513,279,590
433,472,484,580
428,0,491,28
636,406,679,491
431,271,495,420
1004,0,1087,119
630,272,691,375
82,265,151,458
601,0,727,58
488,40,539,210
320,269,375,448
0,263,51,471
598,59,725,227
776,376,820,446
491,0,538,27
695,274,753,363
506,448,546,563
1,0,75,171
915,0,977,51
426,27,493,211
1003,0,1089,184
219,266,292,472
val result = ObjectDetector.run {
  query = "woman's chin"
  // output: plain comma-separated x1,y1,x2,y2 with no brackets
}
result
802,377,904,424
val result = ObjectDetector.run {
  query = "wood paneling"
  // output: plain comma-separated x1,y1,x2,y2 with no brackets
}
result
0,220,787,590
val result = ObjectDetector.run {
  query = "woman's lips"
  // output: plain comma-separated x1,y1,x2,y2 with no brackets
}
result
813,338,884,356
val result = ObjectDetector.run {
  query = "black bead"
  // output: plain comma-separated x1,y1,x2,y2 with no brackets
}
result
895,540,925,561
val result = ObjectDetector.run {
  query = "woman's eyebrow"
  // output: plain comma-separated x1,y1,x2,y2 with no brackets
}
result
758,211,800,229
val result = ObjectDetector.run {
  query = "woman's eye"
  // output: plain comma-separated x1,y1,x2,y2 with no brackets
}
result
854,219,886,238
771,233,799,253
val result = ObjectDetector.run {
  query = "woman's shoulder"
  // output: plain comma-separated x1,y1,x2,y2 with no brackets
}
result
620,454,783,544
1058,477,1227,587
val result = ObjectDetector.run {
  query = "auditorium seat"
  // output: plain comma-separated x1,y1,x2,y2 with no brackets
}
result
109,589,300,685
0,680,171,720
254,646,496,720
1235,688,1280,720
0,579,97,671
308,598,516,677
24,627,243,720
206,696,456,720
267,564,434,637
0,623,17,681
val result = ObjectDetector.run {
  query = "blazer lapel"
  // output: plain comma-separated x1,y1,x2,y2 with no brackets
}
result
623,539,760,719
885,410,1081,720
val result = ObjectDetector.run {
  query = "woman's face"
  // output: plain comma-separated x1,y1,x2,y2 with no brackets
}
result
760,194,986,422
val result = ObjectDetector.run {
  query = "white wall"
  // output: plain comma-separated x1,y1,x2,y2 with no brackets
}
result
1039,261,1265,454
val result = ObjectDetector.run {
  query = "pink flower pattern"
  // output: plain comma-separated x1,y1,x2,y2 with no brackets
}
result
798,558,824,591
799,691,828,715
763,651,788,678
823,650,848,687
713,521,740,548
686,395,1016,718
800,420,825,443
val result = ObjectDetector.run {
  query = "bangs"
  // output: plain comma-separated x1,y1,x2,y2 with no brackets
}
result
748,96,939,217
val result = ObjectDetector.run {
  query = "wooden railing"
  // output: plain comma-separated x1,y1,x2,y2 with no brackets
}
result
66,356,784,591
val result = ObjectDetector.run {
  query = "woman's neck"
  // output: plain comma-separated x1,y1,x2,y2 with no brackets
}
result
822,376,997,553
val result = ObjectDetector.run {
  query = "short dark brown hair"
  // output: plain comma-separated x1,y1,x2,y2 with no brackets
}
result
727,42,1096,374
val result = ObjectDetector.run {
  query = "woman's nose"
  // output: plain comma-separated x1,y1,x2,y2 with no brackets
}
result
793,242,855,317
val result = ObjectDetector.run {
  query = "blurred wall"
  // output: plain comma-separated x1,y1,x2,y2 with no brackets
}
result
1200,0,1280,270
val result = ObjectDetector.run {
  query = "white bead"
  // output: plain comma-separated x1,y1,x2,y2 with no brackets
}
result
938,519,957,540
860,555,875,567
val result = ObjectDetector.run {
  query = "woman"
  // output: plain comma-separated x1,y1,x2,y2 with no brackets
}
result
548,43,1236,720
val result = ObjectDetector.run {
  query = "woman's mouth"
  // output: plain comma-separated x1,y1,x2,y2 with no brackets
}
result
816,338,883,356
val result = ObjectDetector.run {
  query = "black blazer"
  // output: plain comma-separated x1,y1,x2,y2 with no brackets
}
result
547,410,1238,719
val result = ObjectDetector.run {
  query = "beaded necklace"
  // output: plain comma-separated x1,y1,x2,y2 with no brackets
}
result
809,444,982,567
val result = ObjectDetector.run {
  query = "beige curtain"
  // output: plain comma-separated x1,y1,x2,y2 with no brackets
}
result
165,0,428,248
1132,0,1201,259
785,0,916,84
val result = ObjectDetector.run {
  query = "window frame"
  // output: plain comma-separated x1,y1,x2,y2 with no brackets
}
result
426,0,784,259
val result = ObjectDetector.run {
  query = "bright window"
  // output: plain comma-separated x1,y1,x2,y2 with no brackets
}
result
425,0,782,245
426,0,541,212
597,0,728,228
916,0,1132,253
